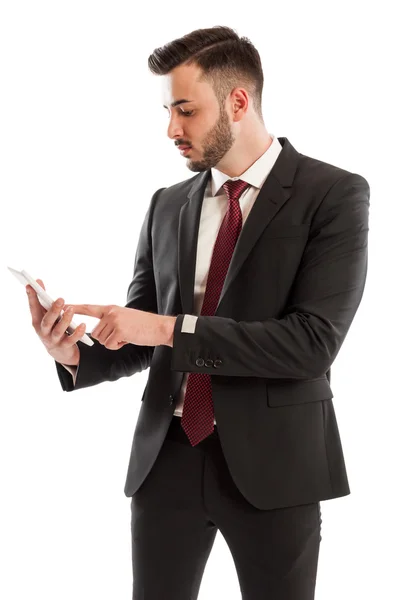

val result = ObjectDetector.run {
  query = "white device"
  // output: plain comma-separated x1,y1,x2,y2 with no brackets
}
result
8,266,94,346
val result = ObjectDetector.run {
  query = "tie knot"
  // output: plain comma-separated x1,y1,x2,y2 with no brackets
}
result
222,179,250,202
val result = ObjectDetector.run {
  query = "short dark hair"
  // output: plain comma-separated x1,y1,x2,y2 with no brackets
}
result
148,26,264,119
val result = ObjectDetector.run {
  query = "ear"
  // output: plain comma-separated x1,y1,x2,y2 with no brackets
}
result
230,88,249,121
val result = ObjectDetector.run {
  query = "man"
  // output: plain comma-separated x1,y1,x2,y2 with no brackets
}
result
26,26,370,600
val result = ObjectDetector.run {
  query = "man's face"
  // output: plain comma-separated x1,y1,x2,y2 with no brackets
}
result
162,63,235,172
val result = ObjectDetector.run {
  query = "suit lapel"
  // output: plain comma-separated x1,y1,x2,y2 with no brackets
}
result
178,169,211,315
177,137,300,316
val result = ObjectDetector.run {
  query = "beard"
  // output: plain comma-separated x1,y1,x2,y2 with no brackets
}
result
186,105,235,172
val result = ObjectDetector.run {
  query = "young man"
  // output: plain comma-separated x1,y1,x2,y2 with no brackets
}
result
27,26,370,600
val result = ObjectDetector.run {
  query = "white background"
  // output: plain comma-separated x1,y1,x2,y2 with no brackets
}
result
1,1,396,598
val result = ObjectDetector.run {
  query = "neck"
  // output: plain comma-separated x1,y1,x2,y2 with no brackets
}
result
216,127,273,178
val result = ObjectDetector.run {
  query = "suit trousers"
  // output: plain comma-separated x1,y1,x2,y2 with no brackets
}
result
130,415,322,600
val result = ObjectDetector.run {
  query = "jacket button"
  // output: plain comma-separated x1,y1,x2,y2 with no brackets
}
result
169,395,173,405
214,359,223,368
204,359,213,367
195,358,205,367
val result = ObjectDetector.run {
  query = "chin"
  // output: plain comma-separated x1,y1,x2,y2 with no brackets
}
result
186,161,209,173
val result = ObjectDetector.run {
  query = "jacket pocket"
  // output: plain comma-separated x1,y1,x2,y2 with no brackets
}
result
267,377,333,407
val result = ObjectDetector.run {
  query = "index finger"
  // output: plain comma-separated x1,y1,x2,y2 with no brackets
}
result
25,277,46,297
26,279,63,314
64,304,105,318
26,286,51,322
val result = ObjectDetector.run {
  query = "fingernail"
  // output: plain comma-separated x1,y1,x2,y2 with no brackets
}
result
56,298,63,306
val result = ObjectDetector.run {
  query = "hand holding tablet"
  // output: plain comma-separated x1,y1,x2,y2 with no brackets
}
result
8,267,94,347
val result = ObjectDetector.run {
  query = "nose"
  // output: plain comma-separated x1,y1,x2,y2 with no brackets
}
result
167,114,184,140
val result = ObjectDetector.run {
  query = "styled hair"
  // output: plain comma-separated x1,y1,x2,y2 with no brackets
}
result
148,26,264,119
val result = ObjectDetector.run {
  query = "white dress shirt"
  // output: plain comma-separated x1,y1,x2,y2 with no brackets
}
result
61,134,283,426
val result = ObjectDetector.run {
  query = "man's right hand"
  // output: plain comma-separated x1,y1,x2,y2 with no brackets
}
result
26,278,87,366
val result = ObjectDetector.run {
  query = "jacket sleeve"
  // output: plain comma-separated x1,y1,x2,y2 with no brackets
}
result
55,187,166,391
171,173,370,380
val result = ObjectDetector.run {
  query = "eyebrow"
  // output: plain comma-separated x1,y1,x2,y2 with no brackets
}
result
163,99,193,109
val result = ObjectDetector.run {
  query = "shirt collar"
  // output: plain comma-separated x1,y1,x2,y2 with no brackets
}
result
210,134,282,197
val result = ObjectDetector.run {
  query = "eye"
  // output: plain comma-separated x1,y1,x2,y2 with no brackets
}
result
164,108,195,118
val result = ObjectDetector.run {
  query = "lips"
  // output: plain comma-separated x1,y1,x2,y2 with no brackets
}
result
178,145,192,151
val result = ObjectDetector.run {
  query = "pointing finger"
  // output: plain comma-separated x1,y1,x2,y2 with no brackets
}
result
64,304,105,318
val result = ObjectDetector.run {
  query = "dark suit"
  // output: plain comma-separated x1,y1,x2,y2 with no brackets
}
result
55,136,369,598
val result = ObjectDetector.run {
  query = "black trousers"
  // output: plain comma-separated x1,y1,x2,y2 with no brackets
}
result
131,416,322,600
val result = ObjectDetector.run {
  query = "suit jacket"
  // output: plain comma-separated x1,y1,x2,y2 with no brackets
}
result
55,136,370,510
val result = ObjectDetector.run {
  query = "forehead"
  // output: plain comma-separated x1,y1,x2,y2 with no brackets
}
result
162,63,214,107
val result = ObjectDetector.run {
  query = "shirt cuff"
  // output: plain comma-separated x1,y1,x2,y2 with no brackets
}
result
181,314,198,334
60,364,78,386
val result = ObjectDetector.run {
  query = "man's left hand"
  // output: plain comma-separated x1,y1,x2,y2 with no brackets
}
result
63,304,176,350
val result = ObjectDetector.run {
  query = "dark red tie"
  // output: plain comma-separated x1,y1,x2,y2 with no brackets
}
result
181,179,251,446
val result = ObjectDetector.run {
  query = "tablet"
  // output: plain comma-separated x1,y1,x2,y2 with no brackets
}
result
8,266,94,346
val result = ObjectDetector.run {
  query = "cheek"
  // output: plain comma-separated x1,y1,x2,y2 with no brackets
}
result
192,121,209,145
